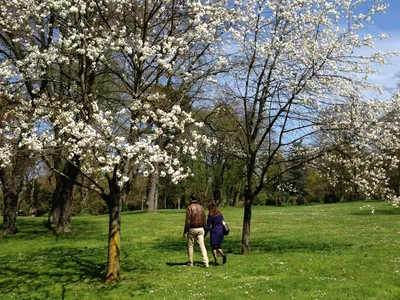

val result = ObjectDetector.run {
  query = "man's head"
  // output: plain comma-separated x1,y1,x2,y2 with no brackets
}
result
189,193,198,203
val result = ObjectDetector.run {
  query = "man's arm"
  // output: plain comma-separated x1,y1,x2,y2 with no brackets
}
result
183,206,191,236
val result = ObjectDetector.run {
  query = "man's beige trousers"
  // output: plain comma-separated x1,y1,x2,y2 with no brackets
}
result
187,228,209,267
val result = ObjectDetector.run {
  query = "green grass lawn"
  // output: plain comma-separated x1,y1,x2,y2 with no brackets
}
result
1,201,400,299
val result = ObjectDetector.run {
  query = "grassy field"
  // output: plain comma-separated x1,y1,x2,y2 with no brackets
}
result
1,201,400,299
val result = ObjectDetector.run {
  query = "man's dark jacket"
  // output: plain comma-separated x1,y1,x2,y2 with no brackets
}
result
183,202,206,234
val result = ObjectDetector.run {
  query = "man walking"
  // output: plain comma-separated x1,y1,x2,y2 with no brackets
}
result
183,193,209,267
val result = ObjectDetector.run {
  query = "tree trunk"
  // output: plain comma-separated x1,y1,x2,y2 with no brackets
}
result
234,190,239,206
145,168,158,212
102,158,137,283
49,160,79,233
0,172,23,235
213,188,222,205
29,178,36,214
234,180,242,206
78,182,88,214
104,190,122,283
227,187,232,206
216,162,226,205
49,175,62,223
241,189,252,254
154,187,158,210
56,184,76,233
1,183,19,235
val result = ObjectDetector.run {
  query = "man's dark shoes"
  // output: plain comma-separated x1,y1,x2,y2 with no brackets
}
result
222,254,227,264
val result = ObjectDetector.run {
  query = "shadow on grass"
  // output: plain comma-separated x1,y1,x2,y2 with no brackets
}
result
0,246,107,299
122,210,148,215
166,261,188,266
152,235,353,256
351,209,400,216
165,261,209,267
249,237,353,254
156,209,186,214
2,217,107,242
6,218,53,237
152,236,238,253
122,209,186,215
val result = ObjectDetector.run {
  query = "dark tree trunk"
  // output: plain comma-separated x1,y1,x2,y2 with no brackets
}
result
1,183,19,235
241,188,253,254
77,182,88,214
49,175,62,224
234,179,242,206
145,168,158,212
0,170,24,235
154,188,158,210
234,190,239,206
213,162,225,205
29,178,36,215
103,182,123,283
56,183,76,233
49,160,79,233
213,188,222,205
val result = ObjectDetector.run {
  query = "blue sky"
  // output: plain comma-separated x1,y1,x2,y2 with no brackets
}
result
363,0,400,95
371,1,400,33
